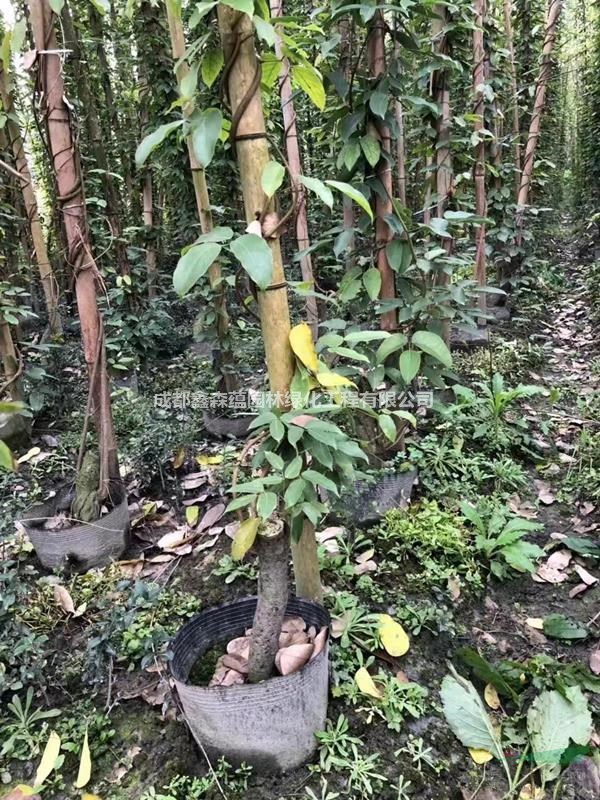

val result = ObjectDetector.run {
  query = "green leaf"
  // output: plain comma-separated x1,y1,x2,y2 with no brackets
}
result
378,414,396,442
543,614,588,641
344,330,390,343
392,410,417,427
262,53,282,87
225,495,256,512
561,536,600,559
426,217,452,238
399,350,421,383
303,469,339,496
180,62,199,99
257,492,278,519
253,15,276,45
411,330,452,368
230,234,273,290
190,1,218,26
264,451,284,472
291,64,326,110
501,540,544,573
135,120,184,168
440,668,506,762
261,160,285,198
269,417,285,442
376,332,408,363
0,440,14,471
360,134,380,167
299,175,333,208
326,180,373,221
284,478,306,508
362,267,381,300
89,0,110,14
457,647,519,702
369,91,388,118
201,48,224,88
50,0,65,13
284,454,303,479
173,243,221,296
193,226,234,245
221,0,254,15
527,687,593,781
191,108,223,168
386,239,412,273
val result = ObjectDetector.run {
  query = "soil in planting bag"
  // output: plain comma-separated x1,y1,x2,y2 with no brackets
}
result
334,469,418,527
21,485,129,571
170,596,330,773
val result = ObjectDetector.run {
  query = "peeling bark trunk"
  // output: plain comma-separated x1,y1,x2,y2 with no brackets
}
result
61,2,131,278
28,0,119,500
0,66,62,336
270,0,318,339
218,7,320,680
503,0,522,189
368,7,396,332
165,1,237,392
473,0,487,323
516,0,562,241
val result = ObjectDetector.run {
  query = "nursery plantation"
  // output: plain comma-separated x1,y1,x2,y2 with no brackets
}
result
0,0,600,797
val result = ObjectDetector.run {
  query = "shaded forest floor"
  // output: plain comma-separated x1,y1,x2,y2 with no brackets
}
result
1,222,599,800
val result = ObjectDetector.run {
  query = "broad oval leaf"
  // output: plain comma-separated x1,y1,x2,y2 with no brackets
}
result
399,350,421,383
362,267,381,300
257,491,278,520
173,242,222,296
355,667,383,699
261,160,285,198
290,323,319,372
230,234,273,291
326,180,373,221
440,669,504,761
411,330,452,368
299,175,333,209
231,518,260,560
221,0,253,14
360,134,380,167
201,47,224,88
291,64,326,110
378,613,410,656
191,108,223,168
74,729,91,788
135,120,184,168
376,332,408,363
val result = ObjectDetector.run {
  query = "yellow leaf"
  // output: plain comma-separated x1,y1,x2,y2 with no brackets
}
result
17,446,41,464
289,323,318,373
75,729,91,789
519,785,545,799
316,371,356,388
185,506,199,526
231,518,260,560
12,787,37,797
196,454,224,466
34,730,61,787
377,614,410,657
526,617,544,630
354,667,383,699
82,795,103,800
173,448,185,469
484,683,501,710
468,748,493,764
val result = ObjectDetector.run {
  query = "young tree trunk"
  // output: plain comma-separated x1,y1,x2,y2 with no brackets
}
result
28,0,119,500
392,20,407,207
61,2,131,279
270,0,318,339
503,0,522,189
165,0,237,392
516,0,563,240
431,5,454,342
368,7,396,332
0,67,62,337
473,0,487,323
339,15,356,270
218,7,321,680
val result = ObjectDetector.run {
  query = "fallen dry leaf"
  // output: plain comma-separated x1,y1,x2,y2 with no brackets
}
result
275,642,314,676
311,627,328,660
331,613,350,638
569,583,590,598
535,480,556,505
526,617,544,630
53,585,75,614
573,564,597,586
484,683,501,710
448,576,461,601
590,649,600,675
316,526,344,543
198,503,226,532
354,559,377,575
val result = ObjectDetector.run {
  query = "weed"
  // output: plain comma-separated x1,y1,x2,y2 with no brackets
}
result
395,736,447,775
315,714,362,773
212,554,258,584
0,687,60,761
139,758,252,799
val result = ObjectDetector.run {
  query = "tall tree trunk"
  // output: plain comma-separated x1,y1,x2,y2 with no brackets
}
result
61,2,131,279
165,0,237,392
0,66,62,336
0,320,22,401
339,15,355,270
431,5,454,342
218,7,321,677
503,0,522,189
473,0,487,323
138,5,158,298
28,0,119,500
392,19,407,207
368,7,396,332
516,0,563,240
270,0,318,339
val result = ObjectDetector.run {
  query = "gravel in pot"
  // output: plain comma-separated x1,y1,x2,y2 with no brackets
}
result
170,596,330,773
20,485,129,571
